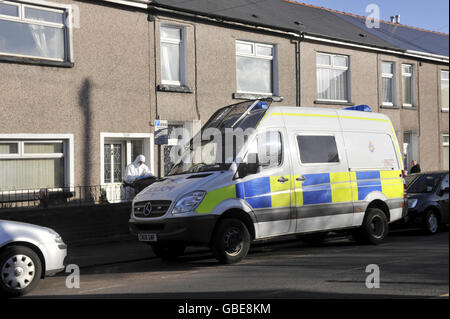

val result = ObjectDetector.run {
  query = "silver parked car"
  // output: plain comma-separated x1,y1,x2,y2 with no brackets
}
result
0,220,67,297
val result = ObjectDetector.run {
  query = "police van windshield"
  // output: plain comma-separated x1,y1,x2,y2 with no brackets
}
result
167,100,271,176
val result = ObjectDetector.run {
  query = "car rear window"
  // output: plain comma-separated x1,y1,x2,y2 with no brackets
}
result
407,174,443,193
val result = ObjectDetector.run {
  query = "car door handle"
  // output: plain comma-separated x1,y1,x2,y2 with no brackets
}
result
278,177,289,183
296,176,306,182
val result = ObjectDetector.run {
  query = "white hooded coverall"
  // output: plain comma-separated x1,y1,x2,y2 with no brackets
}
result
124,155,152,184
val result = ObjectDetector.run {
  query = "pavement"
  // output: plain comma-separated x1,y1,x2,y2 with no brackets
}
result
25,227,449,299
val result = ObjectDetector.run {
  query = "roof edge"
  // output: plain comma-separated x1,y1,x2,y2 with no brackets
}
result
284,0,449,37
303,34,449,62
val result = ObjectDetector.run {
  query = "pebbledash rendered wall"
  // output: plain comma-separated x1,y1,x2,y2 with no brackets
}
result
0,1,153,187
0,0,448,192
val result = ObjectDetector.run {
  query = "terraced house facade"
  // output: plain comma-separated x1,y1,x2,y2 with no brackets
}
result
0,0,448,199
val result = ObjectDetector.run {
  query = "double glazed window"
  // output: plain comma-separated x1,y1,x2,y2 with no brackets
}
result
0,140,66,190
160,25,184,85
296,135,339,164
402,64,415,107
441,70,449,111
0,1,70,61
316,53,349,102
382,62,396,106
236,40,275,95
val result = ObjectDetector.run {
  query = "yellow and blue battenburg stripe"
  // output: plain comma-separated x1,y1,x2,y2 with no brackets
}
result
196,170,403,214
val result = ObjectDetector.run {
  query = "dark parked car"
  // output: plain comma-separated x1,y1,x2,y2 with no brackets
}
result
405,171,449,234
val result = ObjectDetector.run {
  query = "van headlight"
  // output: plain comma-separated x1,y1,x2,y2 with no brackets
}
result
173,191,206,214
408,198,418,209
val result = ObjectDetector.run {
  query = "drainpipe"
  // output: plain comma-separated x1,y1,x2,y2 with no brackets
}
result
291,38,300,107
291,33,303,107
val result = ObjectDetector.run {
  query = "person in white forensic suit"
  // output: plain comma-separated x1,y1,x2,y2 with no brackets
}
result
123,155,153,199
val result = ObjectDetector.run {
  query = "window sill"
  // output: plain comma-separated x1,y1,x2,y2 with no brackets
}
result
0,55,74,68
314,100,354,106
157,84,194,93
441,109,449,113
380,105,400,109
233,93,284,102
402,105,418,110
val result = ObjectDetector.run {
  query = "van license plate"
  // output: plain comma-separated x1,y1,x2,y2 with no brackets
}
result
138,233,157,242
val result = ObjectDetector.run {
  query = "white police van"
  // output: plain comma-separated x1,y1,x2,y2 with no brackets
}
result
129,100,407,263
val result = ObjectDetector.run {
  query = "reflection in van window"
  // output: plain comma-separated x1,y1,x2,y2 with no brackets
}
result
258,132,282,168
297,135,339,164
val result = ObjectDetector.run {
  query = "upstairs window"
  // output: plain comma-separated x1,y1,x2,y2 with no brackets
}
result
236,40,275,95
160,25,184,85
382,61,396,106
316,53,350,102
402,64,415,107
0,1,71,62
441,70,449,111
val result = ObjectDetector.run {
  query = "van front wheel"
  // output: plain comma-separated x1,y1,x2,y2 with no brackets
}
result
212,219,251,264
353,208,389,245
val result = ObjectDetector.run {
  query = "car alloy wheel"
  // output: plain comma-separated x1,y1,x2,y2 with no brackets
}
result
427,213,439,234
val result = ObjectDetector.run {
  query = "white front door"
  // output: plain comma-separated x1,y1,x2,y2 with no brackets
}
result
103,142,124,201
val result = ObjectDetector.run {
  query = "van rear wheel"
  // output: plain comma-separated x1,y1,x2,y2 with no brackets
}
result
353,208,389,245
212,219,250,264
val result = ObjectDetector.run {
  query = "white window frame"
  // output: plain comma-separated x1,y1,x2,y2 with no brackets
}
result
441,70,449,112
443,134,449,147
235,40,277,96
100,133,154,187
0,133,74,192
316,52,350,103
103,141,126,185
381,61,396,106
160,24,185,86
0,0,73,62
402,63,416,107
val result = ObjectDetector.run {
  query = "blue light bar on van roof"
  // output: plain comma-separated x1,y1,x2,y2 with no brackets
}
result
342,105,372,112
249,102,269,110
